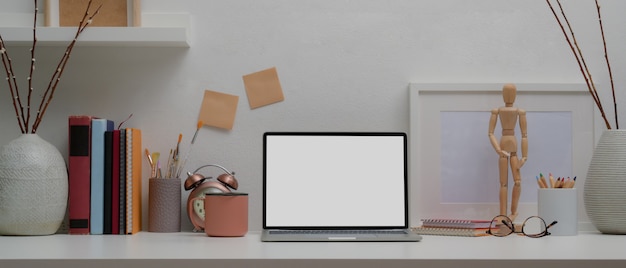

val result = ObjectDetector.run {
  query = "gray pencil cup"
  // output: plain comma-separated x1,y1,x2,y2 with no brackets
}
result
148,178,181,232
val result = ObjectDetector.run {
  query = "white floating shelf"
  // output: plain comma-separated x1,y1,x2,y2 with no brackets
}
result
0,26,190,47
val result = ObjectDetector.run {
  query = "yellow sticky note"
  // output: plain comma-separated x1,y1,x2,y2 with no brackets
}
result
242,67,285,109
198,90,239,130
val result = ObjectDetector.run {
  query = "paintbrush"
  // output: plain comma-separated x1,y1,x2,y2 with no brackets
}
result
177,121,203,178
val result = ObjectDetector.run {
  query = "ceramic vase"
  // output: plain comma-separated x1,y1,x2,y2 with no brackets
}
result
0,134,68,235
584,129,626,234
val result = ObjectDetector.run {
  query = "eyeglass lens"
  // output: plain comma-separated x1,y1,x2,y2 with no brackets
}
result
522,216,547,237
489,215,515,236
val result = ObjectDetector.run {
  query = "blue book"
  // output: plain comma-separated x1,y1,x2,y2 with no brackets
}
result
90,118,114,235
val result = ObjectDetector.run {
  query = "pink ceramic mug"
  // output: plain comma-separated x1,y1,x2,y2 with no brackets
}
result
189,193,248,237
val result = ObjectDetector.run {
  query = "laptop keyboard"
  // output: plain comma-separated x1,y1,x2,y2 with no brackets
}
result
269,230,408,235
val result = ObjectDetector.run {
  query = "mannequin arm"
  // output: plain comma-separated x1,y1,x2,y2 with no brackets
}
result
519,109,528,167
489,109,508,157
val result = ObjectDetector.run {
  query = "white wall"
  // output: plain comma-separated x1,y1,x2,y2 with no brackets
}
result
1,0,625,232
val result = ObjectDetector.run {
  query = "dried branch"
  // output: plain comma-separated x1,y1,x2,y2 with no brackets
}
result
0,37,25,133
31,0,102,133
595,0,618,129
0,1,100,134
546,0,613,129
25,0,39,133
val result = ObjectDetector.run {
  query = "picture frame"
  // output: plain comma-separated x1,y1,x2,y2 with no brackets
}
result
408,83,597,226
44,0,141,27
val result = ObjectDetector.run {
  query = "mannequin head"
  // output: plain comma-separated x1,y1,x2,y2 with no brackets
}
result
502,84,517,106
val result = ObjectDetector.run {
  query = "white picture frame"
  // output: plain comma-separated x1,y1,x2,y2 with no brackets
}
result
44,0,141,27
409,83,597,228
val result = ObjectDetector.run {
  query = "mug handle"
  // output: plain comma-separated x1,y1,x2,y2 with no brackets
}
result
188,196,205,232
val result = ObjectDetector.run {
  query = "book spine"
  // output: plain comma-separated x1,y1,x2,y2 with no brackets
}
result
125,128,142,234
103,131,114,234
111,130,121,235
119,129,127,234
90,119,113,235
125,129,132,234
131,128,142,234
68,115,94,234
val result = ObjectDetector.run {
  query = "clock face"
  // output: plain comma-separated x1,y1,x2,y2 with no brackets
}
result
192,186,226,218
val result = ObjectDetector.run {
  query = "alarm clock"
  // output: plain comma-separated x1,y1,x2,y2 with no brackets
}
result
184,164,239,232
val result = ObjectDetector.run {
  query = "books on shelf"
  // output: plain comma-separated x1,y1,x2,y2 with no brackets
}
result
67,115,142,235
411,218,496,237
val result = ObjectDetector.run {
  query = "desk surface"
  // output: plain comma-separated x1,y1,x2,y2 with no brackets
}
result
1,231,625,268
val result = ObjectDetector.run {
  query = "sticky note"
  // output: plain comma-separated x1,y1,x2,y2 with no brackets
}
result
198,90,239,130
242,67,285,109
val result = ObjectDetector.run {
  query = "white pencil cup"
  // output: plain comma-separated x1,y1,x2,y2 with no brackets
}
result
538,188,578,236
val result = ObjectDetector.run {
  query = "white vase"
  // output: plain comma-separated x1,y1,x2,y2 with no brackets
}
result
584,129,626,234
0,134,68,235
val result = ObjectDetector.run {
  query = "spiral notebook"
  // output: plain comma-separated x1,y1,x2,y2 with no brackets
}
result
420,219,493,229
410,226,490,237
261,132,422,242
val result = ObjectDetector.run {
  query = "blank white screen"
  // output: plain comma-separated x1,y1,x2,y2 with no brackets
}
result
264,134,407,227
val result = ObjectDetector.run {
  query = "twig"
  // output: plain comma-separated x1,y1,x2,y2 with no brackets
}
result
595,0,618,129
31,1,102,133
546,0,612,129
25,0,39,133
556,0,610,128
0,36,25,133
0,1,100,133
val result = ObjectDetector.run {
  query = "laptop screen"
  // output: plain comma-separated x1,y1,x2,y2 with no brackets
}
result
263,132,408,229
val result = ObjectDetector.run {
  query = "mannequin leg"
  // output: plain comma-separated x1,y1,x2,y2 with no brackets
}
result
498,155,509,216
510,155,521,222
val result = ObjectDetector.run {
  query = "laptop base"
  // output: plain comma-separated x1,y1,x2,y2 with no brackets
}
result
261,230,422,242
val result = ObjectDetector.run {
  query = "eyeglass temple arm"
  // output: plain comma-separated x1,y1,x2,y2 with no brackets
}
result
546,220,558,229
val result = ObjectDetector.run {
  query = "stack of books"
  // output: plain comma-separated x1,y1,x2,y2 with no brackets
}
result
67,115,142,235
411,218,494,237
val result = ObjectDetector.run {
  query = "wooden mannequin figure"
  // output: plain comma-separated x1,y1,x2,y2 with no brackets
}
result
488,84,528,222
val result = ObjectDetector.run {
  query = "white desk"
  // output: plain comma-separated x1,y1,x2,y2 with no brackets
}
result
1,231,625,268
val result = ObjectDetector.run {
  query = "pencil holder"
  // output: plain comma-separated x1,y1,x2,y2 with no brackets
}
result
148,178,181,232
538,188,577,236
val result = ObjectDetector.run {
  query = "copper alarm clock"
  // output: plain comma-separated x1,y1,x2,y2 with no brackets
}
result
184,164,239,232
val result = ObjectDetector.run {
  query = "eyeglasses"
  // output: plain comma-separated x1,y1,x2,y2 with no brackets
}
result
486,215,557,238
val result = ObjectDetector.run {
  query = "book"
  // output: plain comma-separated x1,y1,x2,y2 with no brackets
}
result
111,129,121,235
411,226,491,237
119,129,126,234
90,119,114,235
68,115,95,234
420,219,494,229
125,128,142,234
103,131,114,234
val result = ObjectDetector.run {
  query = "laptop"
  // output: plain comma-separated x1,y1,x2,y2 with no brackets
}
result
261,132,422,242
